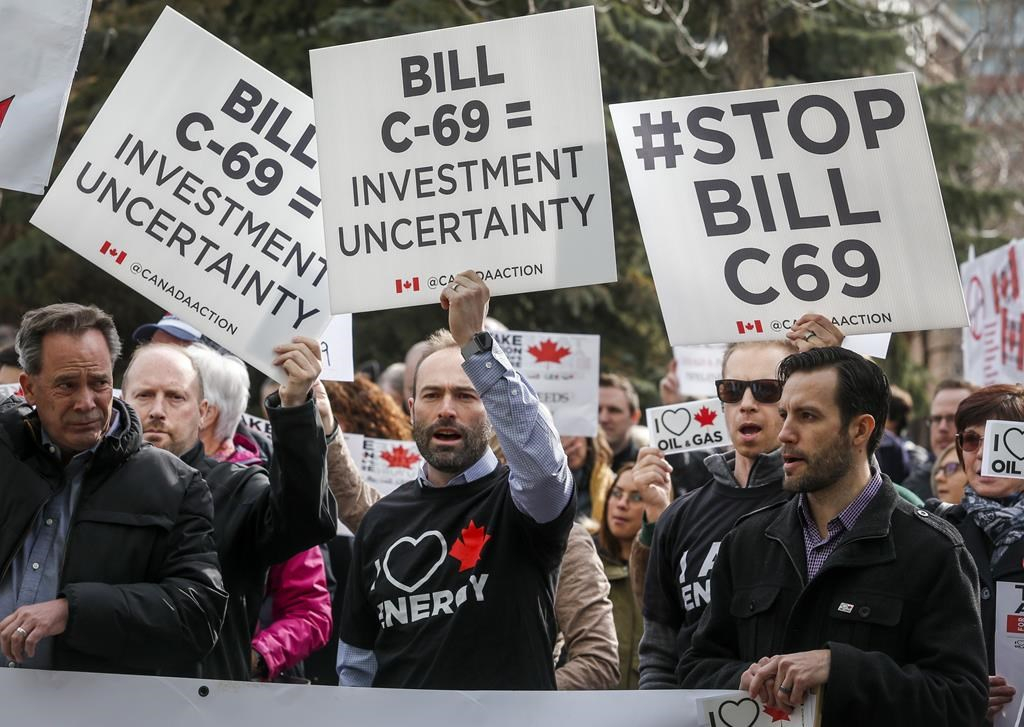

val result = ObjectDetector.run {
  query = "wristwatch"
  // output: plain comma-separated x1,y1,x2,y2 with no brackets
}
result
460,331,493,361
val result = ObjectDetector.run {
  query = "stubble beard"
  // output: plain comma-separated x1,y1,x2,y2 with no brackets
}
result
783,432,854,494
413,418,493,474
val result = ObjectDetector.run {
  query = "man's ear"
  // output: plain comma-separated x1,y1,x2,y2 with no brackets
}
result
630,408,641,425
19,372,35,405
408,397,415,426
850,413,875,450
199,400,212,429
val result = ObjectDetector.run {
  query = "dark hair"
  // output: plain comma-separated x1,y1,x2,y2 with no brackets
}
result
599,372,639,414
934,378,976,398
887,385,912,432
954,384,1024,433
777,347,889,457
598,464,636,558
16,303,122,375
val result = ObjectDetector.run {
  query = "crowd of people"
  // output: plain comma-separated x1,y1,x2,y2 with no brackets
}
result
0,272,1019,726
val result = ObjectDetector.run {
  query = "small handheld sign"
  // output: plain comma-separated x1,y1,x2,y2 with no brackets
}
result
646,398,728,455
981,420,1024,480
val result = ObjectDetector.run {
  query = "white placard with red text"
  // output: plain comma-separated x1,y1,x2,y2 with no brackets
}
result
353,437,422,495
961,239,1024,386
493,330,599,437
611,73,967,345
698,692,818,727
646,399,728,455
0,0,91,194
31,8,332,381
994,582,1024,727
310,6,615,314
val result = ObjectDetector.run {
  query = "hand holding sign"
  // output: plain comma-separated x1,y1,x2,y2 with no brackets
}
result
786,313,845,352
441,270,489,347
631,446,673,524
273,336,322,407
746,650,830,713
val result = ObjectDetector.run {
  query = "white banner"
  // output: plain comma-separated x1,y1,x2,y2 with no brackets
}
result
646,399,728,455
995,581,1024,727
31,8,332,381
961,239,1024,387
0,0,91,194
674,345,728,399
610,73,967,345
310,6,616,314
352,436,422,495
493,329,599,437
0,668,819,727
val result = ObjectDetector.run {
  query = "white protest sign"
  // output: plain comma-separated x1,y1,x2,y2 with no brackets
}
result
0,667,745,727
354,437,422,496
0,382,23,399
319,314,354,382
310,6,616,314
240,412,272,439
698,692,819,727
610,73,967,345
674,345,728,399
981,420,1024,480
646,399,728,455
493,329,599,437
31,8,331,381
0,0,91,194
961,239,1024,386
995,581,1024,727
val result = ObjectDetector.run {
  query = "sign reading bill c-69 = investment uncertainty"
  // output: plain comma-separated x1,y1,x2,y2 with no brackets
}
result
310,6,616,314
610,73,968,346
31,8,332,381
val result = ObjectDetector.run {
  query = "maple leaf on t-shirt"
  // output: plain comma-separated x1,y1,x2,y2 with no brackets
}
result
763,704,791,722
380,445,420,469
527,339,571,364
695,405,717,427
449,520,492,572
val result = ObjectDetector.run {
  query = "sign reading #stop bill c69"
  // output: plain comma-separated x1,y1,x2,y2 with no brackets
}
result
310,6,616,314
610,73,968,346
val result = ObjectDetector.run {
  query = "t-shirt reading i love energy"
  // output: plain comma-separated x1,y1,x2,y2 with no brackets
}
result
339,464,574,689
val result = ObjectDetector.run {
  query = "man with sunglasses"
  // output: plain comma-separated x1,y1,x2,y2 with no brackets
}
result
637,335,809,689
677,348,987,725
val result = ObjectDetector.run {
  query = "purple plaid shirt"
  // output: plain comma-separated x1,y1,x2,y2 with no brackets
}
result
798,471,883,580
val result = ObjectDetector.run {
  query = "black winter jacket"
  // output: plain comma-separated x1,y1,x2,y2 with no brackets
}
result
678,477,988,726
183,392,337,681
0,397,227,675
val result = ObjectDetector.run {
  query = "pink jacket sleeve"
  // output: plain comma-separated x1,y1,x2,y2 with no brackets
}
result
251,546,333,679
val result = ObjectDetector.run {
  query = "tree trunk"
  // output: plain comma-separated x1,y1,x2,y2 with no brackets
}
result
724,0,769,90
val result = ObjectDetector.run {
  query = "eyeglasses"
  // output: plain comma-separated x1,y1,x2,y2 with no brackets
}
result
936,461,962,477
928,414,956,427
956,430,983,453
715,379,783,405
609,487,643,504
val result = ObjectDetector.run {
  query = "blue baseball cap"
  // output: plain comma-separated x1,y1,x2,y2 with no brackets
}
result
132,314,202,344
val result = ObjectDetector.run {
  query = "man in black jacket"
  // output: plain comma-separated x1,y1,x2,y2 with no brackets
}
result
0,303,227,675
677,347,988,726
121,338,337,681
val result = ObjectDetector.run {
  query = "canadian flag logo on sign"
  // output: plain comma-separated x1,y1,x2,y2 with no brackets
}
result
395,277,420,294
735,320,763,334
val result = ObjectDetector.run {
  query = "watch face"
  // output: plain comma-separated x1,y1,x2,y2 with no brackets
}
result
475,332,493,350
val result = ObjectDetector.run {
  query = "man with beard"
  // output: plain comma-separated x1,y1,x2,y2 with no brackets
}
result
677,348,988,726
336,270,574,689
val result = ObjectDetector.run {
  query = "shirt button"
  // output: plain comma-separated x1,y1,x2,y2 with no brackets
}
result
45,518,54,526
981,587,991,600
485,362,493,369
748,601,756,612
31,562,40,571
7,661,16,668
858,605,871,618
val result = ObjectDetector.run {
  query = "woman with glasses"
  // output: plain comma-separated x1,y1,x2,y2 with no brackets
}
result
931,443,968,504
937,384,1024,722
596,465,648,689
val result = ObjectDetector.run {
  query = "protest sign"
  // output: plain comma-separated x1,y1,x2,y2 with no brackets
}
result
491,329,599,437
982,420,1024,480
31,8,332,381
698,691,819,727
0,667,756,727
353,436,422,496
319,314,354,382
310,6,616,314
646,399,728,455
0,0,91,194
961,239,1024,386
610,73,968,346
995,582,1024,727
674,345,728,399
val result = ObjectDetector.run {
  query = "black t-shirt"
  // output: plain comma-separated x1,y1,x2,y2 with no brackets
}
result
339,465,574,689
644,473,790,641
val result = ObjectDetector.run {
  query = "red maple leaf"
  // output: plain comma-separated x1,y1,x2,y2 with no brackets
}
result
380,445,420,469
695,405,717,427
0,95,13,129
449,520,492,572
763,704,791,722
528,339,571,364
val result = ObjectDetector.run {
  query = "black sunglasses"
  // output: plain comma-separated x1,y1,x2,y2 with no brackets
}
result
956,430,983,453
715,379,783,405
